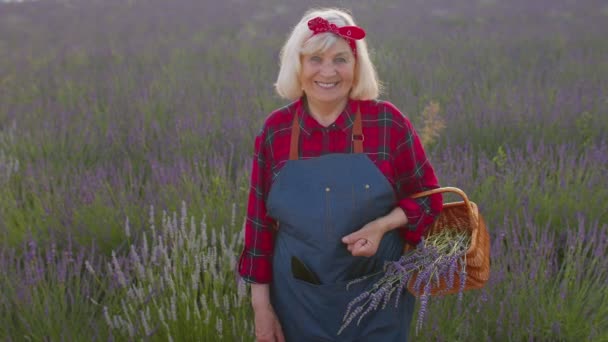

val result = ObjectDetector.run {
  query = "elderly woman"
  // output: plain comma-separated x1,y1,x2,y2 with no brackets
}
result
238,7,443,342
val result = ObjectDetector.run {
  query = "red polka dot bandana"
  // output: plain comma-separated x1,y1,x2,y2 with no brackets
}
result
307,16,366,58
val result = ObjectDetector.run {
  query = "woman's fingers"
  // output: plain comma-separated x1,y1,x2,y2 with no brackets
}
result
254,306,283,342
346,238,369,256
275,321,286,342
346,238,363,252
355,239,369,256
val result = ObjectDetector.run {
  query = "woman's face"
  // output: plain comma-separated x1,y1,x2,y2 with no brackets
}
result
300,38,355,108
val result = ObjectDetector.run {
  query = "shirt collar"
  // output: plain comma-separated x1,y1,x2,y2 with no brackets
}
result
296,96,358,136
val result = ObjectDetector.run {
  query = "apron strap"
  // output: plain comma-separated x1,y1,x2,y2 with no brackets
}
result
289,105,301,160
289,102,363,161
352,105,364,154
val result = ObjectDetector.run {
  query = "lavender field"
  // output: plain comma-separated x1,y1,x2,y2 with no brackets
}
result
0,0,606,340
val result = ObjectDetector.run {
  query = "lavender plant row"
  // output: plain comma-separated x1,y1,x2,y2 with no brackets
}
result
95,202,253,340
1,203,605,340
1,202,256,340
0,0,605,250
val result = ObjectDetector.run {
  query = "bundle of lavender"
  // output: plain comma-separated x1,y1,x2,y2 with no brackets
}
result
339,229,471,335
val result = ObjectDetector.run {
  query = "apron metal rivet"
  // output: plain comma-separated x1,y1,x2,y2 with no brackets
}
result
365,184,370,189
325,187,331,192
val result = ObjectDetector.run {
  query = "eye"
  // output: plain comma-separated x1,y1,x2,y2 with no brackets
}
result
334,57,348,64
310,56,322,63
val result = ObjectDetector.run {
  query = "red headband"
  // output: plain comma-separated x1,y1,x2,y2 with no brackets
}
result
307,17,366,58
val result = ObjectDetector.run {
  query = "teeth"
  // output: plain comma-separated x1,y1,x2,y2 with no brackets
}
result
316,82,338,88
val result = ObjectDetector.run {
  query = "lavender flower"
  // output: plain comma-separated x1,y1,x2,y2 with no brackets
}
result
340,229,471,335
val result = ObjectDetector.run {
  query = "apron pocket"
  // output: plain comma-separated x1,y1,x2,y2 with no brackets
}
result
289,273,383,340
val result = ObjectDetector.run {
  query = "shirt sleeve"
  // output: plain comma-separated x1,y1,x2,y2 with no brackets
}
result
392,109,443,245
237,128,276,284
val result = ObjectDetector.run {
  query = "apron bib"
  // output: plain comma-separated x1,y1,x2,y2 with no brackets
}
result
266,103,415,341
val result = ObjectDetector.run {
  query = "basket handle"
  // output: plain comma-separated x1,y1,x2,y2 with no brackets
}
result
409,186,476,227
410,186,469,204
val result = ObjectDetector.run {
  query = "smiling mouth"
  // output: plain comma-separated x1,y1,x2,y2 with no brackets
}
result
315,81,339,89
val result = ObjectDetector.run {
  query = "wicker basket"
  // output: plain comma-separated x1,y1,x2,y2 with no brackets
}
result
403,187,491,296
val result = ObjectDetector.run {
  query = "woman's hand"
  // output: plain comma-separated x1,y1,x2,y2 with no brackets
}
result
342,207,408,257
341,219,388,257
251,284,285,342
253,304,285,342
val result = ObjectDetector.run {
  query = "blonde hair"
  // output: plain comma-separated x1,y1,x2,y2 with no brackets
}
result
274,8,382,100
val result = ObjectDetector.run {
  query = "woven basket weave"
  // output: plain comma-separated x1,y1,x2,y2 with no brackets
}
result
403,187,491,296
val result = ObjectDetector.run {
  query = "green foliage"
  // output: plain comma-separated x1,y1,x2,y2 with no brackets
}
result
0,243,113,341
71,195,132,253
491,145,507,169
0,179,53,246
575,111,598,148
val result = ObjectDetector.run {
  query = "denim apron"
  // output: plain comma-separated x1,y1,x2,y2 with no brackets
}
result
266,103,415,341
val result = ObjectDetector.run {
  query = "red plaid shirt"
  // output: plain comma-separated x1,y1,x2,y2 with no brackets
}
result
238,97,443,284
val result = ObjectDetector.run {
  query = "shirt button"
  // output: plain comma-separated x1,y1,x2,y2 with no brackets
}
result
325,187,331,192
364,184,370,189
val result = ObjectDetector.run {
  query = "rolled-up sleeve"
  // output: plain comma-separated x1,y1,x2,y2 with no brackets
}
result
392,113,443,245
237,129,276,284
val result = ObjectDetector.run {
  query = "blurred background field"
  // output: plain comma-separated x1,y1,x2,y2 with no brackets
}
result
0,0,606,340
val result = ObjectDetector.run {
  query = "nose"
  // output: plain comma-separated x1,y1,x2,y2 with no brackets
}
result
319,61,337,77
